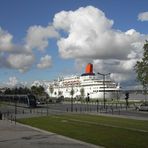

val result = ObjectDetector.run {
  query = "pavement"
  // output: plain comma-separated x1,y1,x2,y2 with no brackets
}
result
0,119,100,148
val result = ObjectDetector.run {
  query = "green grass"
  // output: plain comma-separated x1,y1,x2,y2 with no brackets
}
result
0,101,6,107
18,114,148,148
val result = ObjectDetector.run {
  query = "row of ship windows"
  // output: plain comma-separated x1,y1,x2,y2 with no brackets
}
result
53,89,116,95
93,90,117,92
64,87,99,90
54,85,116,91
63,86,115,91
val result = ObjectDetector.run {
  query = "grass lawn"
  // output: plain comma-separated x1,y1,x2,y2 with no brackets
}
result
18,114,148,148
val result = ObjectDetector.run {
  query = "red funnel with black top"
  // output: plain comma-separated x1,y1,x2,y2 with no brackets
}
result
85,63,93,73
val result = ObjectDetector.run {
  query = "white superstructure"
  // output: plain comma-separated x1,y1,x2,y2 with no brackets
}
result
46,63,120,99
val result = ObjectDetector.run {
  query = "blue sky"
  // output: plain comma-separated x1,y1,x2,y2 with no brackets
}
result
0,0,148,88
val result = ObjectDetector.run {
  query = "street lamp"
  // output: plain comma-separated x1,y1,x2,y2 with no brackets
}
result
97,72,111,109
14,96,17,125
70,87,74,112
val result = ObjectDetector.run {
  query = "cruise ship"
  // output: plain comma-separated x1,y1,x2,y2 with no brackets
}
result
46,63,120,99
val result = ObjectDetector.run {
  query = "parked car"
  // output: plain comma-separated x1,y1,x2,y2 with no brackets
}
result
136,102,148,111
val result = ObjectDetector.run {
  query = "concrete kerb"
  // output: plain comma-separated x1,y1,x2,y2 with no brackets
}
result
16,121,103,148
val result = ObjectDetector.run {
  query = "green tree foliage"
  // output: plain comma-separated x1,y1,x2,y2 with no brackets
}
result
5,87,31,95
31,85,49,103
70,87,74,98
49,85,54,97
31,85,45,96
135,41,148,94
80,87,85,99
58,91,62,96
31,86,38,95
38,85,45,95
5,88,11,94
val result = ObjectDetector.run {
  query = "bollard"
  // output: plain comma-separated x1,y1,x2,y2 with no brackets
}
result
11,114,12,123
120,103,122,109
111,108,113,114
106,107,107,113
80,107,82,112
125,103,127,110
0,112,2,120
97,105,99,112
15,115,16,125
3,113,5,120
118,109,120,115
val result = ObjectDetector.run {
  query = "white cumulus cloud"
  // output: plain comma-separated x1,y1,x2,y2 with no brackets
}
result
0,26,56,72
0,27,13,51
0,27,36,72
138,11,148,21
25,25,59,51
37,55,52,69
7,53,35,72
53,6,147,60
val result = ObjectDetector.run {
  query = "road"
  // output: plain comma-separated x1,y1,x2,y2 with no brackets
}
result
0,102,148,120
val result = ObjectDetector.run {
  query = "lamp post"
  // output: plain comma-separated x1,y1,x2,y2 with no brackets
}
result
97,72,111,109
70,87,74,112
14,96,17,125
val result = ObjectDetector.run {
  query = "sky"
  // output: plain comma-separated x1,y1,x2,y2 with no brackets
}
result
0,0,148,88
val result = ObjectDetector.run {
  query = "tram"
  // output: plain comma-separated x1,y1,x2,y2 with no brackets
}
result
0,94,37,108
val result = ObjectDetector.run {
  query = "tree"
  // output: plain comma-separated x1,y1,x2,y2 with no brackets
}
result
31,86,38,95
31,85,48,103
135,41,148,98
23,87,31,94
38,85,45,96
5,88,11,94
31,85,45,96
70,87,74,112
49,85,54,97
58,91,62,97
80,87,85,102
70,87,74,98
